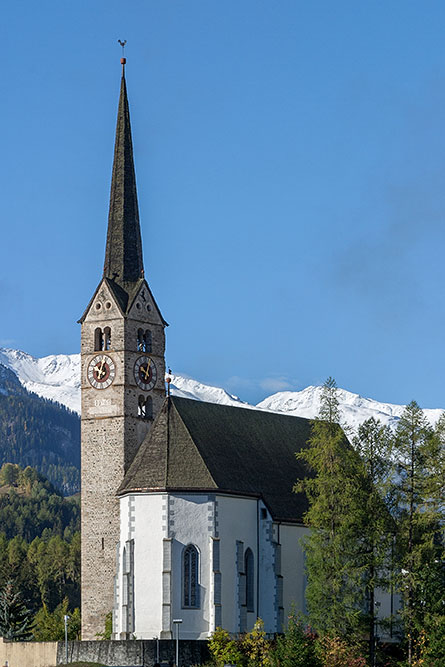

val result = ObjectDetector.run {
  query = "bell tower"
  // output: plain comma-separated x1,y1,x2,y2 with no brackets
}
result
79,59,167,639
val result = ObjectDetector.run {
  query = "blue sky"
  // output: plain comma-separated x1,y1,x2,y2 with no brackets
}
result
2,1,445,406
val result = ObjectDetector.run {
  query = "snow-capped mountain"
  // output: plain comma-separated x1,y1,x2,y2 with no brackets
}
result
0,347,443,431
257,386,444,432
0,348,81,413
169,374,248,408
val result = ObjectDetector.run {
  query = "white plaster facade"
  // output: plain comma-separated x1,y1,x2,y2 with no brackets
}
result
113,491,309,639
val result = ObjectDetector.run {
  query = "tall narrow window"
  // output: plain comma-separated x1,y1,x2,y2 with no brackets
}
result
245,548,254,612
104,327,112,350
137,396,153,419
145,396,153,420
137,328,145,352
138,395,146,418
183,544,200,608
144,330,152,353
94,328,104,351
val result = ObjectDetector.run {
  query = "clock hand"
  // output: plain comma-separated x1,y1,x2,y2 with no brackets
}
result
93,358,107,379
143,359,151,380
98,357,106,378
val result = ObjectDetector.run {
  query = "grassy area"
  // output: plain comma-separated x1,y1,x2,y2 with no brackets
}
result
58,663,105,667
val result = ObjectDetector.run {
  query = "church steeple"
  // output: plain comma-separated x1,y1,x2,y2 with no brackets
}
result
103,66,144,285
80,54,167,640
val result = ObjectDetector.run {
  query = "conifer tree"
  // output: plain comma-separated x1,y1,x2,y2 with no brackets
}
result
354,418,394,665
0,580,33,640
295,377,368,637
391,401,443,664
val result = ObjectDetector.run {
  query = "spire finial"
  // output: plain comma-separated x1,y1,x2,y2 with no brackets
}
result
118,39,127,74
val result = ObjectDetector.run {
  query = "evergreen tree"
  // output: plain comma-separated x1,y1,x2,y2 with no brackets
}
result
273,611,321,667
391,401,443,664
354,417,394,664
295,377,368,637
33,598,81,641
0,580,33,640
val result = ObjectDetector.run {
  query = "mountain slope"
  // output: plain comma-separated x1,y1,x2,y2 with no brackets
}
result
0,359,80,495
169,374,248,407
0,349,80,413
257,385,444,432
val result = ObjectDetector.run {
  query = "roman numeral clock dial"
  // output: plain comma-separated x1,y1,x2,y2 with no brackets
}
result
87,355,116,389
134,356,158,391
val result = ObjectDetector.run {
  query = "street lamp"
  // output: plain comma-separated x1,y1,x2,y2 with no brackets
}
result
172,619,183,667
64,614,70,664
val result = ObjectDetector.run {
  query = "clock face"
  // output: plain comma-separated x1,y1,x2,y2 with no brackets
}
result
134,356,158,391
87,354,116,389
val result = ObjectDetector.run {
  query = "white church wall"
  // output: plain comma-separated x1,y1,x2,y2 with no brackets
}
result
279,523,308,620
216,495,262,634
168,493,215,640
133,494,165,638
116,493,166,639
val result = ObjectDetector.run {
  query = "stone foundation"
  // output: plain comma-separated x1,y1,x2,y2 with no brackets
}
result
58,639,209,666
0,638,209,667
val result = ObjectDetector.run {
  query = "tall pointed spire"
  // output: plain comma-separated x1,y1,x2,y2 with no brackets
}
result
104,63,144,285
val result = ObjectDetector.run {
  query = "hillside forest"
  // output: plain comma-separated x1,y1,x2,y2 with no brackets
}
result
0,464,81,641
0,363,80,495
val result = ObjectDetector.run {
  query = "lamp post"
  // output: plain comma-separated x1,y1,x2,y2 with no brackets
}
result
172,619,183,667
64,614,70,664
373,602,381,667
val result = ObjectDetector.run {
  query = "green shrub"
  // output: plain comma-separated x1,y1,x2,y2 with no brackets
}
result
319,636,366,667
208,627,245,666
272,613,321,667
242,619,272,667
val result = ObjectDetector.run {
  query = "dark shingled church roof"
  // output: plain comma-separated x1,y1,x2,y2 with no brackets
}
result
118,396,315,523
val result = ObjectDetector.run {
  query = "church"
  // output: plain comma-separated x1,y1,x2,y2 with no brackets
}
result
79,60,395,642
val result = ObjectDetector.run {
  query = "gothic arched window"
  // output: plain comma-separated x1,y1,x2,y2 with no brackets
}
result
183,544,200,608
245,548,254,612
94,328,104,351
104,327,112,350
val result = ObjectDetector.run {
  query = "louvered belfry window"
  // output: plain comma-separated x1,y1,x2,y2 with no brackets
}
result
183,544,200,608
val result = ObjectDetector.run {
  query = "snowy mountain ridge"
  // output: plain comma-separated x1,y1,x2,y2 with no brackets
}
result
0,347,443,432
0,348,81,413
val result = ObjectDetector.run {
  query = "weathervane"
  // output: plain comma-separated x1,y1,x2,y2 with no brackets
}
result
118,39,127,71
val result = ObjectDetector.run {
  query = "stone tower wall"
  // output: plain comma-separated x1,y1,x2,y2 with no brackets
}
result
81,282,165,639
